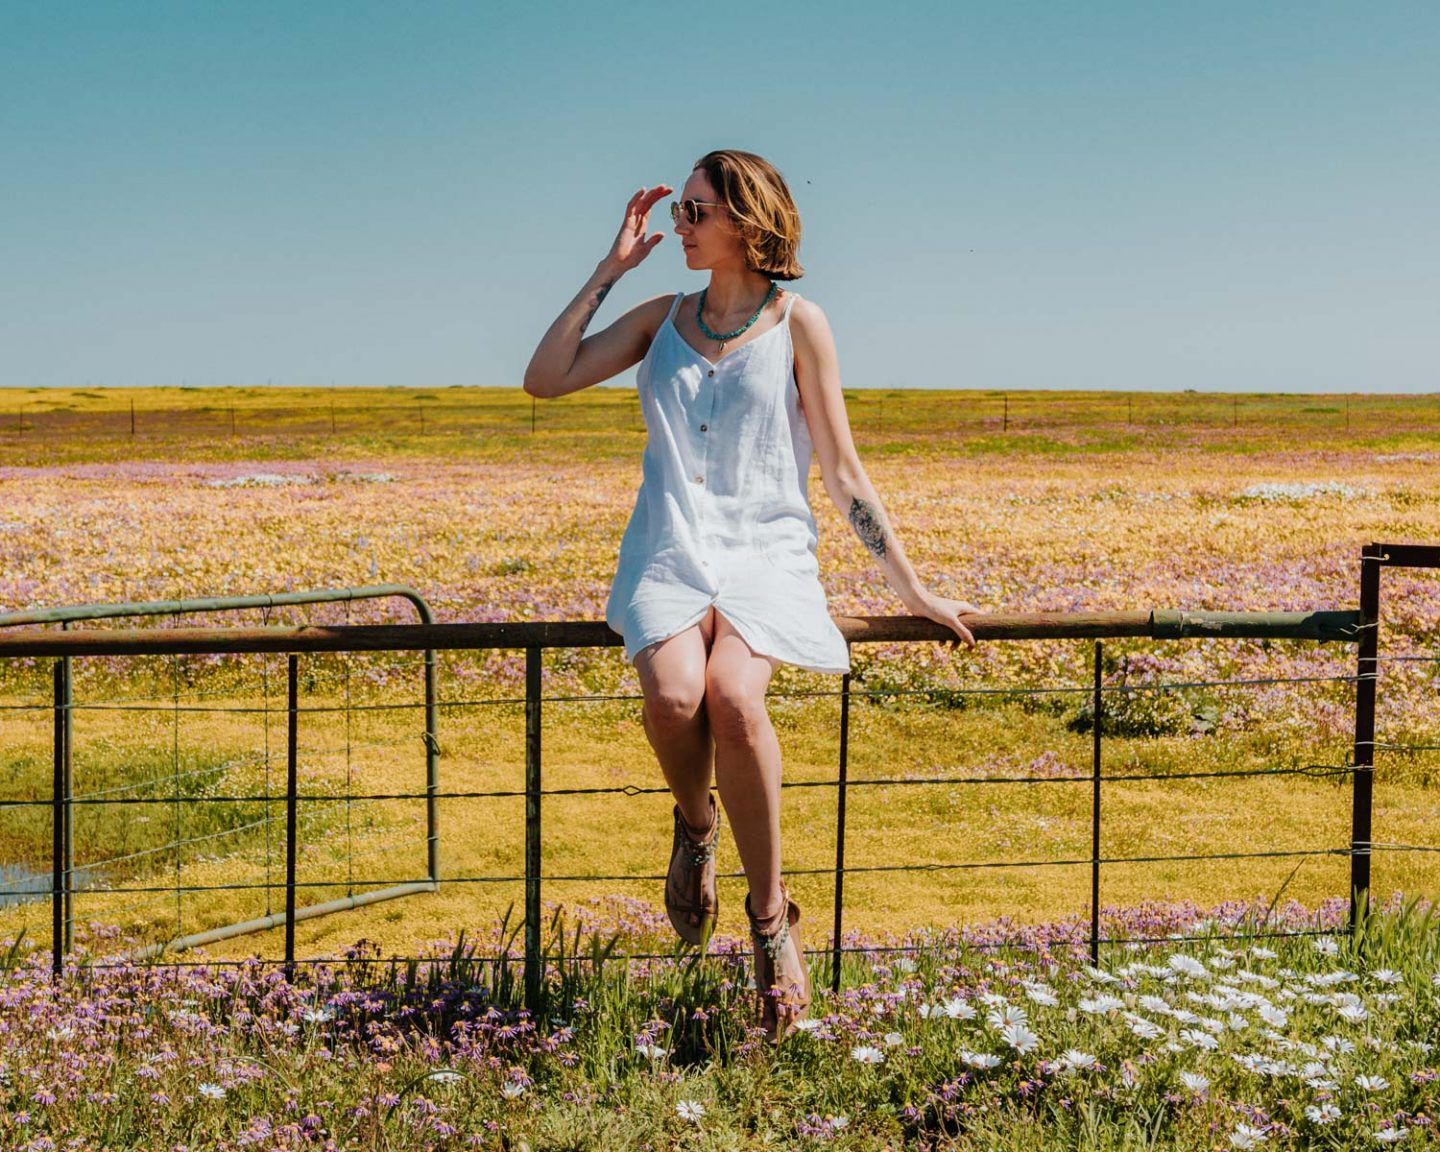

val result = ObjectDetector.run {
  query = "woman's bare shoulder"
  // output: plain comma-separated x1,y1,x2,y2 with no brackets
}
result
787,295,834,345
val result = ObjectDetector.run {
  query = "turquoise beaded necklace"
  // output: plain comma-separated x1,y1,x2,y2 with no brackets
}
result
696,281,778,355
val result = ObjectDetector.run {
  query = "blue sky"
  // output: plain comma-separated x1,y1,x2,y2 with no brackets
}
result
1,1,1435,392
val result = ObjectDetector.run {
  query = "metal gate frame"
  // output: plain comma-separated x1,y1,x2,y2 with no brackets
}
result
0,585,439,957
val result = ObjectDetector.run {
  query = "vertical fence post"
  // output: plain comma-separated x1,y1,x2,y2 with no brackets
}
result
524,645,543,1014
51,659,67,978
285,655,299,983
1349,544,1382,934
425,647,440,886
830,668,852,994
62,647,74,956
1090,641,1104,966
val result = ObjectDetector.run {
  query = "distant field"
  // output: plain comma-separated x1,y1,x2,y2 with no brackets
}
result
2,385,1438,464
1,386,1438,965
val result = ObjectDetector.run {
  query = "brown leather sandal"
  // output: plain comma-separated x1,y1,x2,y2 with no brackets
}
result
746,880,812,1042
665,793,719,947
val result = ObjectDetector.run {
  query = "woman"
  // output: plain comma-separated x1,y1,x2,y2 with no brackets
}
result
524,149,978,1041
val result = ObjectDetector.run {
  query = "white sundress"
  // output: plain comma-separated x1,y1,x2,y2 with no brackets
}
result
604,289,851,675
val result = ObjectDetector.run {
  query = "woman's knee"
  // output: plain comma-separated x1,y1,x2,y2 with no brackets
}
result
703,675,768,745
641,676,706,734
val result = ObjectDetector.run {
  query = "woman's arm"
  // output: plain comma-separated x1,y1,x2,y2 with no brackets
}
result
791,298,979,647
523,185,673,398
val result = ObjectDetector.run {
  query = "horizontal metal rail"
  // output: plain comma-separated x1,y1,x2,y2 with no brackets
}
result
0,609,1364,658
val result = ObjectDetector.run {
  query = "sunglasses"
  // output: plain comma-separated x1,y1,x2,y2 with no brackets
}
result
669,199,723,225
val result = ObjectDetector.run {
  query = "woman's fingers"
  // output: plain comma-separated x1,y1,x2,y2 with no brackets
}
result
948,619,976,649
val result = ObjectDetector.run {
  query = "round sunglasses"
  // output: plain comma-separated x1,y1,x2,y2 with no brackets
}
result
669,199,723,226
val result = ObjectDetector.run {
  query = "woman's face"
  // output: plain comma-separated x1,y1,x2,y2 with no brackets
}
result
674,170,743,272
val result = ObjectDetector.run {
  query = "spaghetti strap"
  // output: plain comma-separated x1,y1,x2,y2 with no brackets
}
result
666,291,686,323
781,291,801,322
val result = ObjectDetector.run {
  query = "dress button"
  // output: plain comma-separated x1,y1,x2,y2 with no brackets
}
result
693,475,704,484
707,370,715,377
700,424,708,432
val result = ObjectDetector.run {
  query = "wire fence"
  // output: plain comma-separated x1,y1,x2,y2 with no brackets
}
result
0,543,1435,1005
4,391,1438,444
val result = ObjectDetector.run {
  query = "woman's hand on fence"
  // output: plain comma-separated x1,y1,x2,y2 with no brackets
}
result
603,185,672,274
911,591,981,649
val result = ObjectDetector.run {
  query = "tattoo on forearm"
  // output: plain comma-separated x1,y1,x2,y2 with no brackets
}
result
849,497,888,560
579,281,613,335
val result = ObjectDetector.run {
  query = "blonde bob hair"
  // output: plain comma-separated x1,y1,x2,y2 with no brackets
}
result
693,149,805,281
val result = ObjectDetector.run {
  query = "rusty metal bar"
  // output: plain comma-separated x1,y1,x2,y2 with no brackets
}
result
1090,641,1103,966
1350,545,1383,932
0,610,1367,659
285,655,299,983
0,583,435,629
1369,543,1440,570
524,644,543,1015
61,631,74,956
51,660,66,978
830,669,851,994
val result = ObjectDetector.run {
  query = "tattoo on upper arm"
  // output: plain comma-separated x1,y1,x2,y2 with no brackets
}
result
849,497,888,560
579,281,613,335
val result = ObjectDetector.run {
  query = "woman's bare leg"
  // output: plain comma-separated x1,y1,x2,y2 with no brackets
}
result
703,612,784,919
633,610,716,833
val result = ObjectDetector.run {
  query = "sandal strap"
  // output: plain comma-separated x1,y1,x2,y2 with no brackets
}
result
751,913,791,962
675,802,719,868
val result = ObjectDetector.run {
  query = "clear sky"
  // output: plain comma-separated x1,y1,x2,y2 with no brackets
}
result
1,1,1435,393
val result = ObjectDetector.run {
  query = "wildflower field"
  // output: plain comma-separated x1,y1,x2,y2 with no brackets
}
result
1,385,1439,1149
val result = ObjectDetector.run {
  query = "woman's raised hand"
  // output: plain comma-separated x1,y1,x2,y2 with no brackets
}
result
604,185,673,274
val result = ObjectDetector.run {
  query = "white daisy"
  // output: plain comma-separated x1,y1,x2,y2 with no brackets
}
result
1180,1028,1219,1051
1305,1102,1341,1124
1371,969,1402,985
1077,994,1124,1015
1179,1071,1209,1093
1126,1015,1164,1041
961,1050,1002,1070
635,1042,668,1060
851,1045,885,1065
1000,1022,1040,1054
500,1081,525,1100
1313,937,1340,956
1250,946,1277,960
1355,1074,1389,1092
883,1031,904,1048
1374,1129,1409,1145
1228,1013,1250,1031
427,1070,464,1085
986,1003,1028,1030
1056,1049,1096,1075
1336,1003,1369,1024
676,1099,705,1123
792,1018,823,1032
1258,1005,1288,1028
1138,995,1173,1016
943,997,977,1021
1024,984,1059,1007
1168,955,1209,979
1230,1122,1268,1149
197,1083,226,1100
